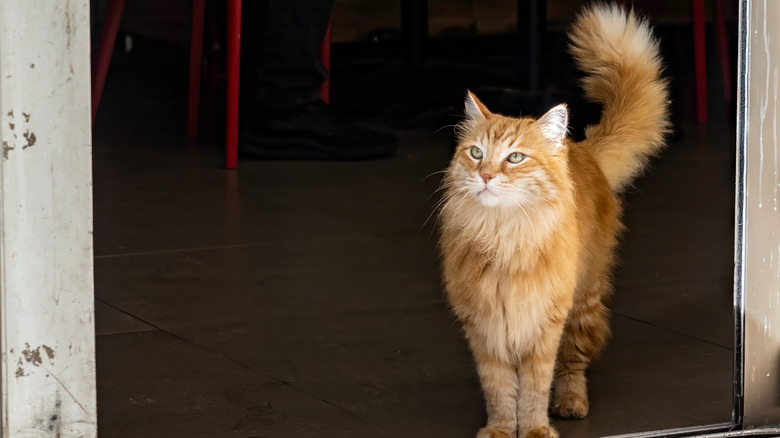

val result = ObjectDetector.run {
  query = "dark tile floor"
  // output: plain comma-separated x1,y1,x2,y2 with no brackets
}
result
93,36,737,438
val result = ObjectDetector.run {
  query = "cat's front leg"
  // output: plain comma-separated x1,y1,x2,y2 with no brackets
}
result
473,352,519,438
516,324,565,438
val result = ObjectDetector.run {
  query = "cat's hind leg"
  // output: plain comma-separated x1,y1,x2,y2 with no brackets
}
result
551,286,611,419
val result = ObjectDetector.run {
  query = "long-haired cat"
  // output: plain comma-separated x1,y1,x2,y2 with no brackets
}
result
438,4,670,438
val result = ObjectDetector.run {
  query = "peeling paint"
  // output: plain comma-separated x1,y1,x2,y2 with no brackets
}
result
22,343,43,367
42,345,55,361
3,141,14,159
20,343,56,368
22,130,36,149
15,343,87,414
15,357,26,378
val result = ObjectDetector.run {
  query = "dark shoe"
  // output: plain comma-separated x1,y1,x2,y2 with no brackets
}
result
239,101,398,160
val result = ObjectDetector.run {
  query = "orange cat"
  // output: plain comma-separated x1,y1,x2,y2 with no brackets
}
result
438,5,670,438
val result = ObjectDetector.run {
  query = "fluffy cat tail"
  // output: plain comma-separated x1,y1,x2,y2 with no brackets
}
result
569,3,670,191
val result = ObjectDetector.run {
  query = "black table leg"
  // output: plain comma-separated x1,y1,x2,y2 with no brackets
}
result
402,0,428,72
517,0,547,93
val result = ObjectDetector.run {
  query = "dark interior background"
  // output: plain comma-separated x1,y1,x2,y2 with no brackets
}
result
90,1,739,437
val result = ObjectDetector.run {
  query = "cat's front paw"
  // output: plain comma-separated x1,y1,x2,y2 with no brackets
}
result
477,427,514,438
524,425,559,438
551,393,589,419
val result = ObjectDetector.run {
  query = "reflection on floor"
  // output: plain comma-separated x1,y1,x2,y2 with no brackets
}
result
93,35,736,438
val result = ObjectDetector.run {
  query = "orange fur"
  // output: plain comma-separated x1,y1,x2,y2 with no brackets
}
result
437,4,670,438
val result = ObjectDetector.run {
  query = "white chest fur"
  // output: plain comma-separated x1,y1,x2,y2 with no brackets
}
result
462,273,558,364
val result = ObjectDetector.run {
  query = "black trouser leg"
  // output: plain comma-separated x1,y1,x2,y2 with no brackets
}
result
241,0,335,118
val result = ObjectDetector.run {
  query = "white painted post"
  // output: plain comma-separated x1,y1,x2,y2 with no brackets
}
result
739,0,780,428
0,0,97,437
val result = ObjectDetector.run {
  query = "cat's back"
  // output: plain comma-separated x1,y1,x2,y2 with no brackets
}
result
567,139,620,224
566,140,623,290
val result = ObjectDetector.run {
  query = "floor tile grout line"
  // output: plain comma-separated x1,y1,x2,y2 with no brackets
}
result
613,312,734,351
95,298,379,425
616,275,733,288
93,235,382,260
120,299,449,334
96,327,156,336
94,241,282,259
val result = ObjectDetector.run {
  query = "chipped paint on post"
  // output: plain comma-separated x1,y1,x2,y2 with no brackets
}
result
0,0,97,436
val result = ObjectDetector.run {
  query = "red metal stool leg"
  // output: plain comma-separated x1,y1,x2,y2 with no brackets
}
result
187,0,206,138
714,0,732,102
92,0,126,123
320,23,332,104
693,0,707,122
225,0,242,169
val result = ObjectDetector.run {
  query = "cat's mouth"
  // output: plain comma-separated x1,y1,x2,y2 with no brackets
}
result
477,188,501,206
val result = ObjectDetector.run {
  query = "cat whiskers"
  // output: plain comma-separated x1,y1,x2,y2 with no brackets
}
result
434,124,460,134
429,179,461,199
423,186,469,230
425,197,450,228
422,169,449,182
510,196,539,237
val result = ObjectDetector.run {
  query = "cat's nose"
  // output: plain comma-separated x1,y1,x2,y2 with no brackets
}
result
480,173,495,183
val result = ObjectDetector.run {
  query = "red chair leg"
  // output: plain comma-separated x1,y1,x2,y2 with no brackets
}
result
693,0,707,123
320,23,332,104
187,0,206,138
91,0,127,123
714,0,732,102
225,0,242,169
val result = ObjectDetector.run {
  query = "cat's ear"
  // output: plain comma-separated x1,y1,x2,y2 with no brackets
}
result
464,91,491,122
536,104,569,147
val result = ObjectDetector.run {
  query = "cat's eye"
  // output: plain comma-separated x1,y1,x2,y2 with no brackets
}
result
507,152,526,164
470,146,483,160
